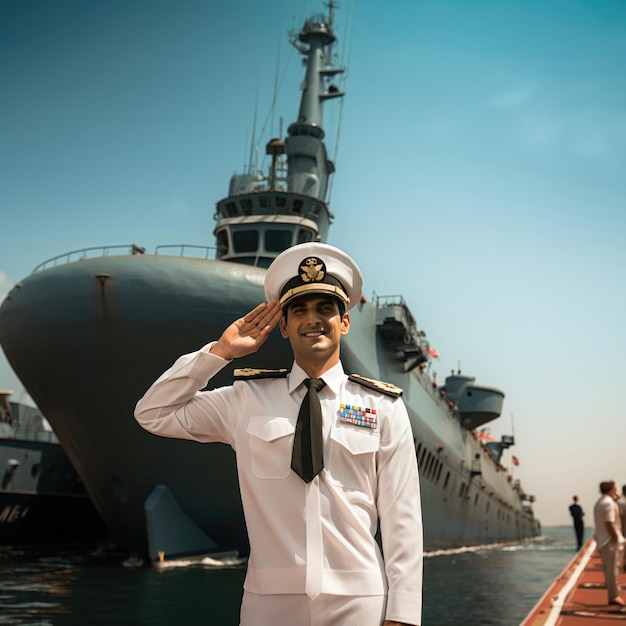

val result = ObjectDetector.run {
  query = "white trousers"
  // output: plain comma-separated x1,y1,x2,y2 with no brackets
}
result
599,541,624,602
239,591,386,626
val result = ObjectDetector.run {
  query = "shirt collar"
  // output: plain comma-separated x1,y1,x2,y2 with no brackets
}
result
287,360,345,396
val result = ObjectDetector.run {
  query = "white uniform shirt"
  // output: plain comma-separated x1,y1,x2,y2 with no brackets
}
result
594,493,623,550
135,344,423,624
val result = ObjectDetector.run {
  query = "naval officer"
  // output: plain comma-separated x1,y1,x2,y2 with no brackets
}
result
134,242,423,626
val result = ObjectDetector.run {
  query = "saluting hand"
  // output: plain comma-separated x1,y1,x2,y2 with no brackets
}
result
209,301,283,361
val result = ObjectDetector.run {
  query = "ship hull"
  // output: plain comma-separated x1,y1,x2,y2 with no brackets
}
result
0,254,539,553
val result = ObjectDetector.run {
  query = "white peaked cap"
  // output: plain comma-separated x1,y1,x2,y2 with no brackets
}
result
264,242,363,310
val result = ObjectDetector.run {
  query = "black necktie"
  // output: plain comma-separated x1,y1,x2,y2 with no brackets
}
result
291,378,326,483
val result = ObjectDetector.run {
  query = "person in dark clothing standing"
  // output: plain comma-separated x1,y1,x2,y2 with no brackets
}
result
569,495,585,550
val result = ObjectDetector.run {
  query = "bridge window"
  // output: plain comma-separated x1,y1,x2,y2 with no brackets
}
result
276,196,287,208
225,202,238,217
233,230,259,253
256,257,274,269
216,231,229,257
293,199,303,213
259,196,271,208
241,199,253,215
234,257,257,266
297,229,314,244
266,229,292,252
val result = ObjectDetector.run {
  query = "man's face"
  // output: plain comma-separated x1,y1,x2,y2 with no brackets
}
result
279,294,350,362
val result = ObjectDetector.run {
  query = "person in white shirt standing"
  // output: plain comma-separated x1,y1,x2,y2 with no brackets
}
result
135,242,423,626
593,480,625,606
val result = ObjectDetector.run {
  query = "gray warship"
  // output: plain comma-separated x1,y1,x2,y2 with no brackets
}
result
0,390,107,545
0,5,539,560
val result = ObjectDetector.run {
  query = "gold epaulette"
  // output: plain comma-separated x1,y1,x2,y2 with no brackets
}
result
348,374,403,398
233,368,288,380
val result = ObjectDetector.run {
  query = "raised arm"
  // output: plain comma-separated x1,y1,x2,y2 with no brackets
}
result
210,301,283,360
134,300,283,442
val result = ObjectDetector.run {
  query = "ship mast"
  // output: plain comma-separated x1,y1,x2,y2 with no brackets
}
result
286,3,344,201
213,3,345,267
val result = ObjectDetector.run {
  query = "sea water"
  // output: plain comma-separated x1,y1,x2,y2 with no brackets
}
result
0,526,583,626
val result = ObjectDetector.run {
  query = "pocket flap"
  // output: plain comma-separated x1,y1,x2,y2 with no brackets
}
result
247,417,294,443
330,425,380,455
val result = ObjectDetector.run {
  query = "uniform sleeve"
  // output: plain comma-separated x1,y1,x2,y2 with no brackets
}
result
134,342,238,446
376,398,423,625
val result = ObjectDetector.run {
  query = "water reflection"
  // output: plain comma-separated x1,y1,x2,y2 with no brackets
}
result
0,528,581,625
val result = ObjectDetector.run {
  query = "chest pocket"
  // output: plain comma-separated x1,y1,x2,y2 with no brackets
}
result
247,417,295,479
327,425,380,490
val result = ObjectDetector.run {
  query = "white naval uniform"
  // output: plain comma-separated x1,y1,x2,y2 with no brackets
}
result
134,344,423,625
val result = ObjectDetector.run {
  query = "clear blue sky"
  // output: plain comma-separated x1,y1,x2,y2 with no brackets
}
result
1,0,625,528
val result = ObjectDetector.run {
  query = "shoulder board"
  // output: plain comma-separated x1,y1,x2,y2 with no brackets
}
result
348,374,403,398
233,368,288,380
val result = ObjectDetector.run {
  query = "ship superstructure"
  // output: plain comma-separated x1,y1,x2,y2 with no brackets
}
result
0,4,539,559
214,10,343,267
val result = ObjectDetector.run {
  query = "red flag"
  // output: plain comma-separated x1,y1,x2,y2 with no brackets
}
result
428,347,440,358
512,455,520,466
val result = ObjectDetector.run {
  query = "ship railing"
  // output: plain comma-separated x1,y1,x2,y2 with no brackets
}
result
374,293,410,310
12,427,59,444
32,244,217,274
373,293,418,333
31,245,148,274
155,244,216,260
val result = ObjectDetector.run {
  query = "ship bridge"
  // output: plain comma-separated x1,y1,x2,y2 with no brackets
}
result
213,187,332,268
